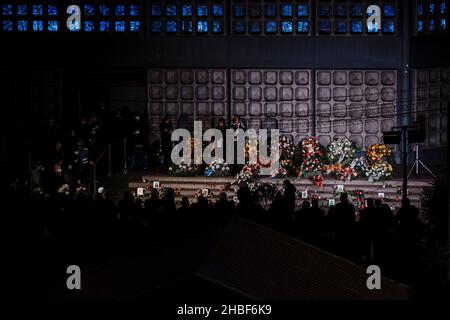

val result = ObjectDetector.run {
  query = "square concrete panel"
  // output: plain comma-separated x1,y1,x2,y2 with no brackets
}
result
381,104,395,117
196,86,210,100
319,135,331,146
365,71,379,85
280,120,293,133
417,70,428,84
196,102,210,115
333,87,347,101
317,71,331,85
296,119,309,133
181,103,194,115
365,135,379,148
212,102,225,116
248,118,262,130
263,118,278,130
295,87,309,101
381,87,396,101
280,103,293,116
150,102,163,115
295,71,310,85
150,86,163,100
181,86,194,100
349,120,363,134
181,70,194,84
280,71,294,85
364,120,379,134
166,102,179,115
295,103,309,117
364,104,380,118
364,87,379,101
249,71,262,84
280,87,293,101
349,87,364,102
196,70,209,84
234,102,247,115
333,103,347,117
249,103,262,116
349,71,363,85
317,120,331,133
150,70,163,84
381,119,395,132
212,86,225,100
317,103,331,117
233,70,246,84
333,120,347,133
349,135,363,148
381,71,396,85
165,70,178,84
333,71,347,85
264,71,278,85
264,87,278,101
212,71,225,84
233,86,247,100
249,86,262,101
429,69,440,83
165,86,179,100
317,87,331,101
265,103,277,115
429,87,440,99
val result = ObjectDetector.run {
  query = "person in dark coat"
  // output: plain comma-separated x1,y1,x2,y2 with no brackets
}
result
160,116,173,167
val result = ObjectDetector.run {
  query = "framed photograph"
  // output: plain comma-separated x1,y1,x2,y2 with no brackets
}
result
328,199,335,207
202,188,209,197
137,188,144,196
337,185,344,192
301,190,308,199
153,181,160,189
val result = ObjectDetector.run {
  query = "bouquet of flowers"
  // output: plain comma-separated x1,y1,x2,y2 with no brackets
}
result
326,137,357,166
204,158,231,177
168,161,198,176
363,161,393,180
298,137,324,184
366,144,392,162
300,136,322,159
232,163,261,186
279,135,295,160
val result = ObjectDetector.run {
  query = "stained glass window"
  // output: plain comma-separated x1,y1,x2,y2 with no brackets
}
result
429,3,435,14
318,4,331,18
115,21,125,32
3,20,13,31
213,4,224,17
212,20,222,33
100,5,110,16
334,4,347,17
383,21,395,33
17,20,27,31
417,20,424,32
197,5,208,17
116,5,125,16
351,4,363,17
84,5,94,16
130,21,141,31
100,21,110,32
151,21,162,32
417,3,424,16
264,4,277,17
265,20,277,33
182,4,193,17
249,5,261,17
233,4,246,17
33,20,43,31
249,21,261,33
2,4,13,16
33,5,43,16
383,4,395,17
441,18,446,29
428,19,435,31
17,5,27,16
297,20,309,33
130,5,140,16
84,21,95,32
181,20,193,33
166,20,177,33
197,20,208,32
441,2,447,14
233,20,246,33
48,20,58,32
166,4,177,17
298,4,309,17
281,4,293,17
416,1,448,34
351,20,363,33
281,21,293,33
334,21,347,33
318,20,332,33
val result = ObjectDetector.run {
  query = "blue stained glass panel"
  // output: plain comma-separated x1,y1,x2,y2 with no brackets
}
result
48,5,58,16
351,20,363,33
212,21,222,33
48,20,58,32
383,4,395,17
2,4,13,16
383,21,395,33
264,4,277,17
181,20,193,33
197,20,208,33
233,21,246,33
417,20,423,32
249,5,261,17
182,4,193,16
84,5,94,15
33,21,43,31
3,20,13,31
281,4,293,17
441,3,447,14
429,4,435,14
115,21,125,32
84,21,95,31
100,5,110,16
265,20,277,33
166,20,177,33
151,5,161,17
197,5,208,17
99,21,110,32
318,20,332,33
213,4,223,17
297,20,309,33
17,5,27,15
298,4,309,17
130,5,140,16
17,20,28,31
151,21,162,32
428,19,435,31
116,5,125,16
351,4,363,17
318,4,331,17
334,4,347,17
417,4,424,16
249,21,261,33
334,21,347,33
233,4,246,17
130,21,141,32
166,5,177,17
441,19,446,30
33,5,43,16
281,21,293,33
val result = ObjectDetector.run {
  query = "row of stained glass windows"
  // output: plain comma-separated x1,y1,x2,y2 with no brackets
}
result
232,20,310,34
416,1,448,33
151,20,223,33
150,3,224,17
317,20,395,34
317,3,396,18
231,3,310,18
